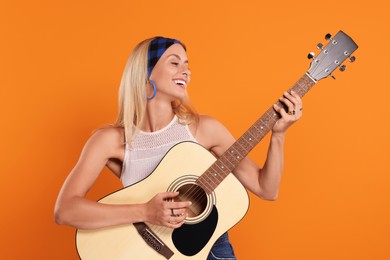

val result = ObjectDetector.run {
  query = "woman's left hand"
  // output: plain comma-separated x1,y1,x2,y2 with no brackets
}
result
272,90,303,134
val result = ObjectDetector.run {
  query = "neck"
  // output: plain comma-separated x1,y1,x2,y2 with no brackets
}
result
142,100,175,132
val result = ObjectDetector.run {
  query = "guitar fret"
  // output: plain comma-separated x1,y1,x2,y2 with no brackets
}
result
227,147,239,157
224,151,240,168
235,139,247,155
218,157,234,171
222,152,235,167
252,124,264,139
213,171,224,182
240,135,255,151
290,74,316,98
201,175,215,191
234,146,244,157
195,177,208,193
222,153,236,168
228,147,243,161
296,81,307,95
259,117,270,129
259,123,267,135
214,160,229,174
197,176,214,193
241,132,252,145
262,114,274,127
265,111,278,128
212,164,228,179
246,134,258,148
243,131,256,144
203,172,218,188
218,160,230,171
207,168,224,182
248,127,260,141
253,124,263,134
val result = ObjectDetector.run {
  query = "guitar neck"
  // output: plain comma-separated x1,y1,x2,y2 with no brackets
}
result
196,73,316,194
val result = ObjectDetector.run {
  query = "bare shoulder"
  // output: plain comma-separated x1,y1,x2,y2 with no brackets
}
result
90,126,124,142
190,114,234,150
84,126,125,160
198,114,226,132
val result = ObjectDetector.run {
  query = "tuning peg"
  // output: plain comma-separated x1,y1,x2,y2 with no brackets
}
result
339,65,347,71
317,43,324,50
307,52,315,59
325,33,332,40
349,56,356,63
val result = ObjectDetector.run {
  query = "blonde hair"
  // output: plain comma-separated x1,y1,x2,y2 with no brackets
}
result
113,37,199,145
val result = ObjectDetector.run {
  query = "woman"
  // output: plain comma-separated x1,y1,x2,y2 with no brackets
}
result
55,36,303,259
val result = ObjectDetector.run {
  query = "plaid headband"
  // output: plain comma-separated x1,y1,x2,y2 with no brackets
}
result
147,37,183,78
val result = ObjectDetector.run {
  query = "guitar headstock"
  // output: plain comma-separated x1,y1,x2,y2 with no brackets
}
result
307,31,358,82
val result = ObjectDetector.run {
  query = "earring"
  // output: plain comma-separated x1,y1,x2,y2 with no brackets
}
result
147,80,157,100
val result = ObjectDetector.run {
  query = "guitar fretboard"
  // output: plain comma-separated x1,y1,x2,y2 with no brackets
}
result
196,73,316,194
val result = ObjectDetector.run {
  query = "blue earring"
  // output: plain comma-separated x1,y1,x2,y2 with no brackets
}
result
147,80,157,100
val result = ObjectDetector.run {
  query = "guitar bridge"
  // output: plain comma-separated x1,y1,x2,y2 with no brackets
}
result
133,222,174,259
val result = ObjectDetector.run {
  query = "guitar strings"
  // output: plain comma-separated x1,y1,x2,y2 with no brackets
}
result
164,72,315,226
151,59,323,236
169,71,309,218
151,79,314,237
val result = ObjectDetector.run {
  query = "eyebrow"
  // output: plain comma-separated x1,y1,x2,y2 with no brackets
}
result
167,54,189,64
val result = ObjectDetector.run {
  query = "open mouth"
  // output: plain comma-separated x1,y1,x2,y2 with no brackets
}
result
174,79,187,88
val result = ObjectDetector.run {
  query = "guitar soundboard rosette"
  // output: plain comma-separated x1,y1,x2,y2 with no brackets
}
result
166,174,216,225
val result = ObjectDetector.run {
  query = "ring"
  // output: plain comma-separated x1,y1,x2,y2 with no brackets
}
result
300,107,303,111
288,110,296,115
171,208,175,216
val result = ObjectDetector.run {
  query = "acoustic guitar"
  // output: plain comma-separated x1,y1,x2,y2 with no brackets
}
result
76,31,358,259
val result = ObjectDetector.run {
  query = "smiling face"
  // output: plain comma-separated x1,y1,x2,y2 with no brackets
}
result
148,43,191,102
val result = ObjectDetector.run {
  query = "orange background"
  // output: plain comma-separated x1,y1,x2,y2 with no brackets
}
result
1,0,389,259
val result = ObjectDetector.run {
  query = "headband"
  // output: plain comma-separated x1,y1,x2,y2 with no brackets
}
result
147,37,183,78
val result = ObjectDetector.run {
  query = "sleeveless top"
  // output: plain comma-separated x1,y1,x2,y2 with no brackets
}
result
120,115,197,187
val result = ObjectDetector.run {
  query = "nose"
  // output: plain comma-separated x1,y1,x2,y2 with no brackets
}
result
181,67,191,77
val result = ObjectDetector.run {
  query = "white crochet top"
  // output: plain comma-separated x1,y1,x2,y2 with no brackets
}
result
120,115,197,187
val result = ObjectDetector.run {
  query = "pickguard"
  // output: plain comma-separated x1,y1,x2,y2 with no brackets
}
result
172,206,218,256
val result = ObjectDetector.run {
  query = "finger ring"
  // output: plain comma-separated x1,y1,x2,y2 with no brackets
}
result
288,110,296,115
300,107,303,111
171,208,175,216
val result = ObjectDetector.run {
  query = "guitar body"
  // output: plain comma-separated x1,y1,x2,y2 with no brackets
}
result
76,141,250,259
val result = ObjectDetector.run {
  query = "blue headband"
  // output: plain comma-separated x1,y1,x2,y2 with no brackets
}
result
147,37,183,78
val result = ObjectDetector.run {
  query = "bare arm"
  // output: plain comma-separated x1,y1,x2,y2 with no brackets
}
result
54,127,190,229
54,127,142,229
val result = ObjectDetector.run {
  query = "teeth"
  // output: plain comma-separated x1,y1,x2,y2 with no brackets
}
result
174,80,187,86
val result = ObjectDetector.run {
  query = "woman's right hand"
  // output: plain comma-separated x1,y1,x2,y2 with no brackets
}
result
144,192,192,228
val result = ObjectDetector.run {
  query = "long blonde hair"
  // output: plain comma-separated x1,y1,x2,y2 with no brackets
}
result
113,37,199,145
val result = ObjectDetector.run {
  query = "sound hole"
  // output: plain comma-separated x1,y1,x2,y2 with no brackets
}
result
175,184,207,218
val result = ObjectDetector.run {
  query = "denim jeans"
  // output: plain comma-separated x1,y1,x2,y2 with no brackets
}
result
206,232,236,260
